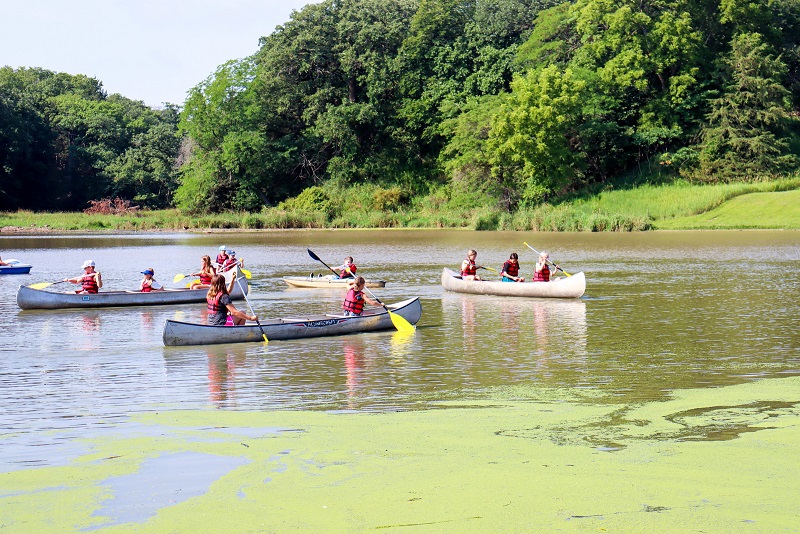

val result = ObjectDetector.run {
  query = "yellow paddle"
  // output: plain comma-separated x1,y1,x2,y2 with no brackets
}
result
29,280,69,290
306,248,415,333
29,271,100,290
173,273,193,284
523,242,572,276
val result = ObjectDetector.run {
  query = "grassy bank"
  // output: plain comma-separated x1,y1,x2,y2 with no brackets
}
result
3,176,799,232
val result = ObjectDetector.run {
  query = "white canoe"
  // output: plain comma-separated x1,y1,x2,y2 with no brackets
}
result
163,297,421,346
441,268,585,298
0,260,32,275
283,275,386,288
17,266,248,310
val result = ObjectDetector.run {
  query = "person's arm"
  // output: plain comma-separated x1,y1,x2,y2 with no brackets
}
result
95,272,102,289
225,302,256,322
152,280,163,291
227,272,237,294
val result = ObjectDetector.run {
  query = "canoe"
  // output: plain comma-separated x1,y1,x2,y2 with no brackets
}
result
441,268,585,298
16,266,248,310
0,260,32,275
163,297,421,346
283,275,386,288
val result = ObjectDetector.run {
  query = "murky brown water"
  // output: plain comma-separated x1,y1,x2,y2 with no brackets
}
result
1,230,799,471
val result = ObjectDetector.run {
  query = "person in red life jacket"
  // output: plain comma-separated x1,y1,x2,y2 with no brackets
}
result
533,251,559,282
501,252,525,282
342,276,381,316
460,249,482,281
139,268,163,292
206,273,256,326
215,245,229,267
189,255,216,290
219,250,242,273
64,260,103,294
333,256,357,279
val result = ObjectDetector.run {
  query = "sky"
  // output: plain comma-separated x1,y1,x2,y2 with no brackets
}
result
1,0,317,108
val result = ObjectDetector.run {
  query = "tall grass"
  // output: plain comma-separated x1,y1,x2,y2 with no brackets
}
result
2,175,798,232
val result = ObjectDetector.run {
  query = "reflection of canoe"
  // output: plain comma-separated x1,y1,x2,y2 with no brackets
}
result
283,275,386,288
16,267,248,310
163,297,421,346
0,260,32,275
441,268,585,298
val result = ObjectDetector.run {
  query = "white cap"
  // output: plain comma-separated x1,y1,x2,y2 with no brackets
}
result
82,260,95,268
219,245,227,251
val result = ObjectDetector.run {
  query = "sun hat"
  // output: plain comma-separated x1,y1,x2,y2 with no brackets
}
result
219,245,227,251
141,268,154,275
82,260,95,268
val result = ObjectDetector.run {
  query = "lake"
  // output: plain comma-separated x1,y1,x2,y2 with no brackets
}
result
1,230,798,531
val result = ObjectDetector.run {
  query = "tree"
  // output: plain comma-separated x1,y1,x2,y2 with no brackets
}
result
488,66,586,207
695,32,798,180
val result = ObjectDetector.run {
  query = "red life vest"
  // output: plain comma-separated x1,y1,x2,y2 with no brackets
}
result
533,263,550,282
220,258,237,272
340,264,356,278
461,259,477,277
215,253,228,265
502,260,519,277
207,293,225,314
199,271,213,284
141,279,152,292
342,288,365,315
82,273,99,293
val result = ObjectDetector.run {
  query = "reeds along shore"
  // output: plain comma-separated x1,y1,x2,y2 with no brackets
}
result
2,177,799,232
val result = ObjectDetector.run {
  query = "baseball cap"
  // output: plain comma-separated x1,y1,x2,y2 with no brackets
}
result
219,245,227,251
82,260,95,268
228,250,236,256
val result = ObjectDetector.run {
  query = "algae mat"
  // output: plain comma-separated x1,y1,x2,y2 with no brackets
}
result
2,377,799,532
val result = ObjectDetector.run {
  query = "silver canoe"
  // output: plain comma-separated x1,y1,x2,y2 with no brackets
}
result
283,275,386,288
16,266,248,310
441,268,585,298
162,297,421,346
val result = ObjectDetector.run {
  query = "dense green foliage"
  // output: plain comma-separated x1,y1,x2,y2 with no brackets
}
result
4,0,800,219
176,0,800,214
0,68,181,211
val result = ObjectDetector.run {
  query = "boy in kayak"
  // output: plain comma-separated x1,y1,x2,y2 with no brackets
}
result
342,276,381,316
65,260,103,294
333,256,357,279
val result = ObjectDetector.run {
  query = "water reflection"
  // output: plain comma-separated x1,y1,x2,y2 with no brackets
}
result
343,337,366,409
207,351,246,407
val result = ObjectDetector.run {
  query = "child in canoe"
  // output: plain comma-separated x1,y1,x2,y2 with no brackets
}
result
342,276,381,316
333,256,357,279
206,273,256,326
139,268,163,291
189,255,216,290
501,253,525,282
460,250,482,281
65,260,103,294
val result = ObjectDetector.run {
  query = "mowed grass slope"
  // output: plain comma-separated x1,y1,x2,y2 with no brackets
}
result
654,189,800,229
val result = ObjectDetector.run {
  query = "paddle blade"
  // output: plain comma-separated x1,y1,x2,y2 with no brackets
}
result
387,309,416,333
262,333,269,343
240,267,252,280
173,273,186,283
29,282,54,290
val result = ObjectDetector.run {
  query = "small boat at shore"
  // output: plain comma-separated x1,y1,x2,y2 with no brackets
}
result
17,267,248,310
0,260,33,275
283,274,386,288
441,268,585,298
163,297,421,346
